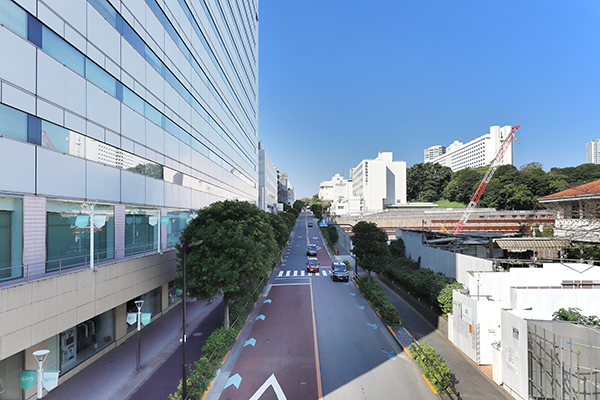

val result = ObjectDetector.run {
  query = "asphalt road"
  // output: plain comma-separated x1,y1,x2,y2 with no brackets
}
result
208,211,438,400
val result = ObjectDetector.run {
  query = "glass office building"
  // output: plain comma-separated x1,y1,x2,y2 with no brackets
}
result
0,0,258,396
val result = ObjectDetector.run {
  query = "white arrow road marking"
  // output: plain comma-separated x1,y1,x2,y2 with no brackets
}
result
249,373,287,400
244,338,256,347
256,315,265,321
264,299,272,304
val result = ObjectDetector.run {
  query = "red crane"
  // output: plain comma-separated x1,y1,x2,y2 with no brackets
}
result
452,125,520,234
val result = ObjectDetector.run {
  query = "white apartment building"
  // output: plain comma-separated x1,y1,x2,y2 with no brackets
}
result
586,140,600,164
319,153,407,215
424,144,445,162
352,152,407,213
258,142,278,213
0,0,258,397
425,126,514,171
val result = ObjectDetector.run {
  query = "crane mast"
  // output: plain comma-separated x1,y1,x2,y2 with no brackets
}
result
452,125,520,234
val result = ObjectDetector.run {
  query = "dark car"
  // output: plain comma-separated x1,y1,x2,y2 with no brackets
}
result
306,257,320,273
307,244,317,256
331,262,349,282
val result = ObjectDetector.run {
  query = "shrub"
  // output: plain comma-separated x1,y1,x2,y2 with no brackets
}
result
408,341,454,394
355,276,402,326
438,282,464,314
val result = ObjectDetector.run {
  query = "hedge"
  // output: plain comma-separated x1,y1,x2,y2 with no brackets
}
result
408,341,454,394
355,276,402,326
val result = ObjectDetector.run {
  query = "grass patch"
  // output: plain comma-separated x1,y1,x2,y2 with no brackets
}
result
434,199,466,208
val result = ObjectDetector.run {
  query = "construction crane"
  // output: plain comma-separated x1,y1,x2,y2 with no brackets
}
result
452,125,520,234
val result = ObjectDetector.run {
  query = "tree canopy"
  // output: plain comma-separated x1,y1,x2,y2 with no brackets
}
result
351,221,390,278
176,200,289,328
408,162,600,211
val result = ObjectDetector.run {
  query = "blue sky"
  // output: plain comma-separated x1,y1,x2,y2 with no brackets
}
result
257,1,600,198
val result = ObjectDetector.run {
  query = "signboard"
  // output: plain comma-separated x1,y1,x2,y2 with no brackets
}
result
126,313,137,325
319,219,328,227
43,371,60,391
75,215,89,228
161,216,170,226
141,313,151,326
19,370,36,390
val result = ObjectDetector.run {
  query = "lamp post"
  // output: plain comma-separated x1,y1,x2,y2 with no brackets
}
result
32,350,49,399
135,300,144,371
182,239,202,399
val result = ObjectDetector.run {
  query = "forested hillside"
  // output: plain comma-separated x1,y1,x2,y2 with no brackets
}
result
407,162,600,210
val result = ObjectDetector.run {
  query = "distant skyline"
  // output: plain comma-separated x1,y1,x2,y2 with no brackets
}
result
258,1,600,198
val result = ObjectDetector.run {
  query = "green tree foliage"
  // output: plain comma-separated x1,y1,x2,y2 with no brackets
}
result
267,212,293,250
352,221,390,278
293,199,305,213
553,307,600,328
563,243,600,260
550,164,600,190
389,239,406,258
442,167,485,204
407,163,453,202
176,200,279,328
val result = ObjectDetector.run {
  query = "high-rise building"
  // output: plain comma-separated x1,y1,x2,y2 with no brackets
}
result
424,145,446,162
587,140,600,164
0,0,258,394
258,142,278,213
425,126,514,171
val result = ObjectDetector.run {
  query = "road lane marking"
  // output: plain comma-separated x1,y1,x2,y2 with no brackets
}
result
224,373,242,389
248,373,287,400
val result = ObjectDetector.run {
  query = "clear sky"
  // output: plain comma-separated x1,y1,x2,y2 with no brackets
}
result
257,1,600,199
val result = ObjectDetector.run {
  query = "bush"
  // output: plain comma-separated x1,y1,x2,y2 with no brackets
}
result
409,341,454,394
169,278,268,400
384,257,462,314
355,276,402,326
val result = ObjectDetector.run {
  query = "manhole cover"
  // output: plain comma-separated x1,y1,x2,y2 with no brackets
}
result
193,332,203,337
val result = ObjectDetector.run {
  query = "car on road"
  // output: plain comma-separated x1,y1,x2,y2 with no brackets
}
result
307,220,313,227
306,257,320,273
307,244,317,256
331,262,349,282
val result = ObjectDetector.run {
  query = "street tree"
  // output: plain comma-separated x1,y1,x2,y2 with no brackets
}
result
351,221,391,279
176,200,278,328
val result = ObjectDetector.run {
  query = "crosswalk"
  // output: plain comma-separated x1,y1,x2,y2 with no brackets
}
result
277,270,331,278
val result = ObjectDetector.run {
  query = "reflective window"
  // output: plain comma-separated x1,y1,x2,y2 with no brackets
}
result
0,0,27,38
46,201,115,271
0,351,22,398
122,86,144,115
126,288,162,331
86,58,116,96
41,120,70,153
57,309,115,374
166,209,194,247
0,103,27,142
42,26,85,76
0,196,23,282
125,207,159,255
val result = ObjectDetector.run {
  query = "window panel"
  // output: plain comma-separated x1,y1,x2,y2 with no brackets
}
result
42,27,85,76
0,0,27,38
0,103,27,142
125,207,158,255
85,58,116,96
46,201,114,271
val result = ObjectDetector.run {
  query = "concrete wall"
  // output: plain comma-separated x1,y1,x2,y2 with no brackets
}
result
501,310,530,400
0,250,176,361
399,229,493,285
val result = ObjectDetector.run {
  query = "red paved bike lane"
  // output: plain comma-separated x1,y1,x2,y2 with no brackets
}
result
218,283,320,400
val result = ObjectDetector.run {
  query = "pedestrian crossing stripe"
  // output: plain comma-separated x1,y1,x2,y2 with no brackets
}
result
277,270,330,277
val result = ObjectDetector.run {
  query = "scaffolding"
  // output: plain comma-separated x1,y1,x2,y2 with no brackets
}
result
528,321,600,399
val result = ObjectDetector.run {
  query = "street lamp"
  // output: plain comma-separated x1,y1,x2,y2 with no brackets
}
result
32,350,49,399
135,300,144,371
182,239,202,399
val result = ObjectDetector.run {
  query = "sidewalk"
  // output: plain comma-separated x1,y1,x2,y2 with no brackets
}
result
334,233,511,399
373,275,513,400
44,298,222,400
